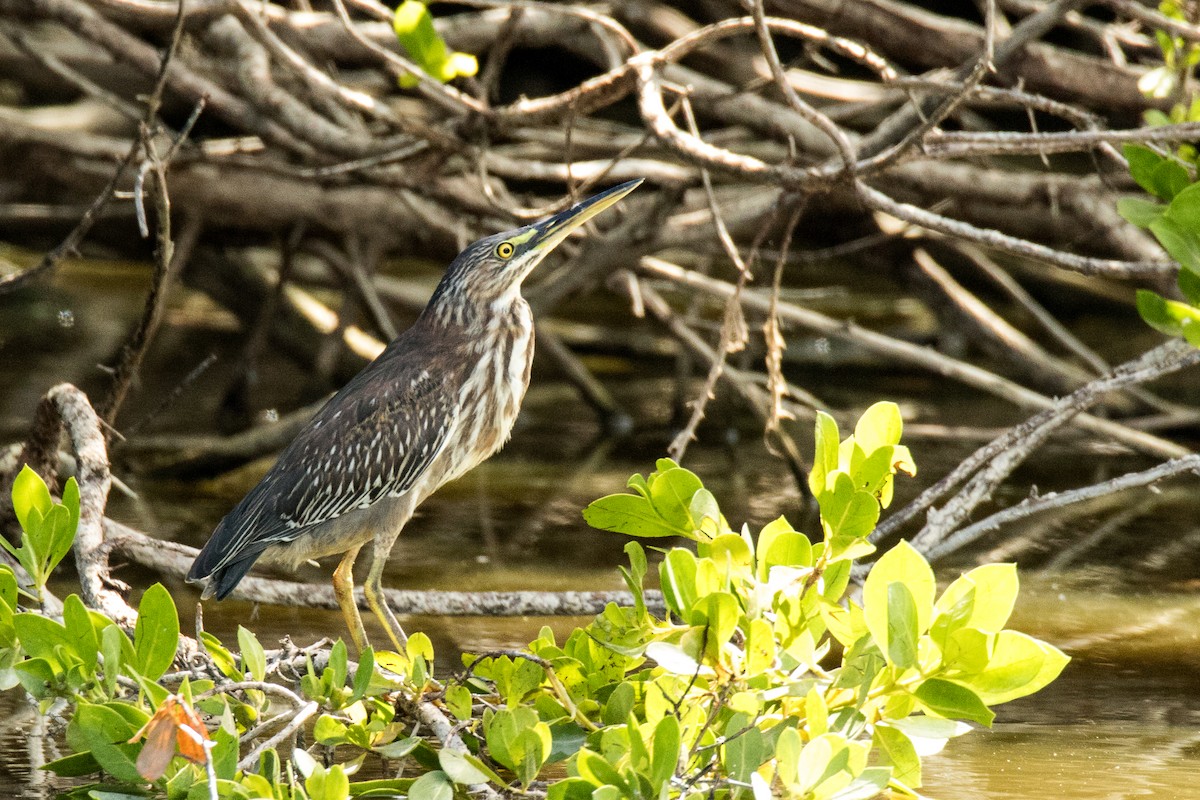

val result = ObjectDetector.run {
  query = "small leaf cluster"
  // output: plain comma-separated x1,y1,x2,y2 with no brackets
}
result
1138,1,1200,109
0,403,1070,800
1117,144,1200,343
567,402,1068,798
6,464,79,605
392,1,478,87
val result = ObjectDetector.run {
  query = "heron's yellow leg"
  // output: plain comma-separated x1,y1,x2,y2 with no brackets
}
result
333,545,369,653
365,533,407,652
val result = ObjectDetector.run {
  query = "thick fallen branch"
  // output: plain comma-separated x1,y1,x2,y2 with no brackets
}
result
106,519,665,617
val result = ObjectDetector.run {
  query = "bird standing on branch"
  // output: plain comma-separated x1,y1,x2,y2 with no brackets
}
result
188,180,642,651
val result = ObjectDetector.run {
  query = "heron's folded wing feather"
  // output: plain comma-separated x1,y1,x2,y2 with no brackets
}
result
198,343,461,571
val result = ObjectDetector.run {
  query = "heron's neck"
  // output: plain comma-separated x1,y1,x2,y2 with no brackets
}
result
423,285,530,330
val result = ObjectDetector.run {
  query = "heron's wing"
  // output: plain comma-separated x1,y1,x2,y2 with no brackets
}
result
190,328,465,578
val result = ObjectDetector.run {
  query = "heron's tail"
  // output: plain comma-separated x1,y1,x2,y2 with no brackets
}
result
188,518,262,600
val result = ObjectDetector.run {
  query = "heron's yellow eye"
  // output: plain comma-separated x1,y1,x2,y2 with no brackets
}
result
494,241,515,259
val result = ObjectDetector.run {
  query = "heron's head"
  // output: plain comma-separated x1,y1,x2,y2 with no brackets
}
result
428,179,642,322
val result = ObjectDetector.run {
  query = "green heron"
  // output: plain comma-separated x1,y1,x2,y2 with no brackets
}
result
187,180,641,652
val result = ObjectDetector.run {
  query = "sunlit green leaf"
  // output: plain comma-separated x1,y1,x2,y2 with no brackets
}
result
970,631,1070,704
659,548,698,619
937,626,991,675
884,583,919,669
854,401,903,453
583,493,684,538
873,725,920,787
863,541,935,665
913,678,995,727
810,411,840,498
820,473,880,554
648,466,704,534
11,465,52,541
392,1,477,87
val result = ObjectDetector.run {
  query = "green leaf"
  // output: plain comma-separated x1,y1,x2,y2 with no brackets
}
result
133,584,179,681
689,488,722,534
547,778,600,800
659,548,698,619
810,411,841,499
0,566,16,610
853,401,903,453
1167,177,1200,230
314,714,349,745
574,747,628,791
583,494,684,539
444,683,473,720
763,532,813,578
42,750,102,777
775,726,802,788
513,725,551,785
937,626,991,675
645,641,705,676
11,465,52,540
649,715,680,791
969,631,1070,704
806,688,829,737
693,591,740,659
308,764,351,800
438,748,493,786
70,703,142,784
14,612,75,669
935,563,1018,634
913,678,995,727
820,473,880,554
1184,318,1200,348
392,1,477,87
648,467,705,534
406,770,454,800
1125,143,1186,199
1138,290,1200,342
829,768,891,800
862,541,935,664
884,583,919,669
1117,196,1165,228
374,736,422,759
199,631,239,681
723,717,764,784
63,593,99,671
873,725,921,788
237,625,266,682
887,716,971,757
709,533,752,569
1179,268,1200,304
329,638,348,687
1149,216,1200,272
351,646,374,701
548,721,587,764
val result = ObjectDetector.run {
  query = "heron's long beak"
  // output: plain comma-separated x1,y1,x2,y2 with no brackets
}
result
528,179,643,253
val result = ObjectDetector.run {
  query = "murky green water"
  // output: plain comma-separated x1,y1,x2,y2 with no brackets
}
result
4,256,1200,797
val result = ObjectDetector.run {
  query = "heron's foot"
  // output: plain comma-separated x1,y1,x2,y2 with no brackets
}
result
333,546,370,654
365,577,408,653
